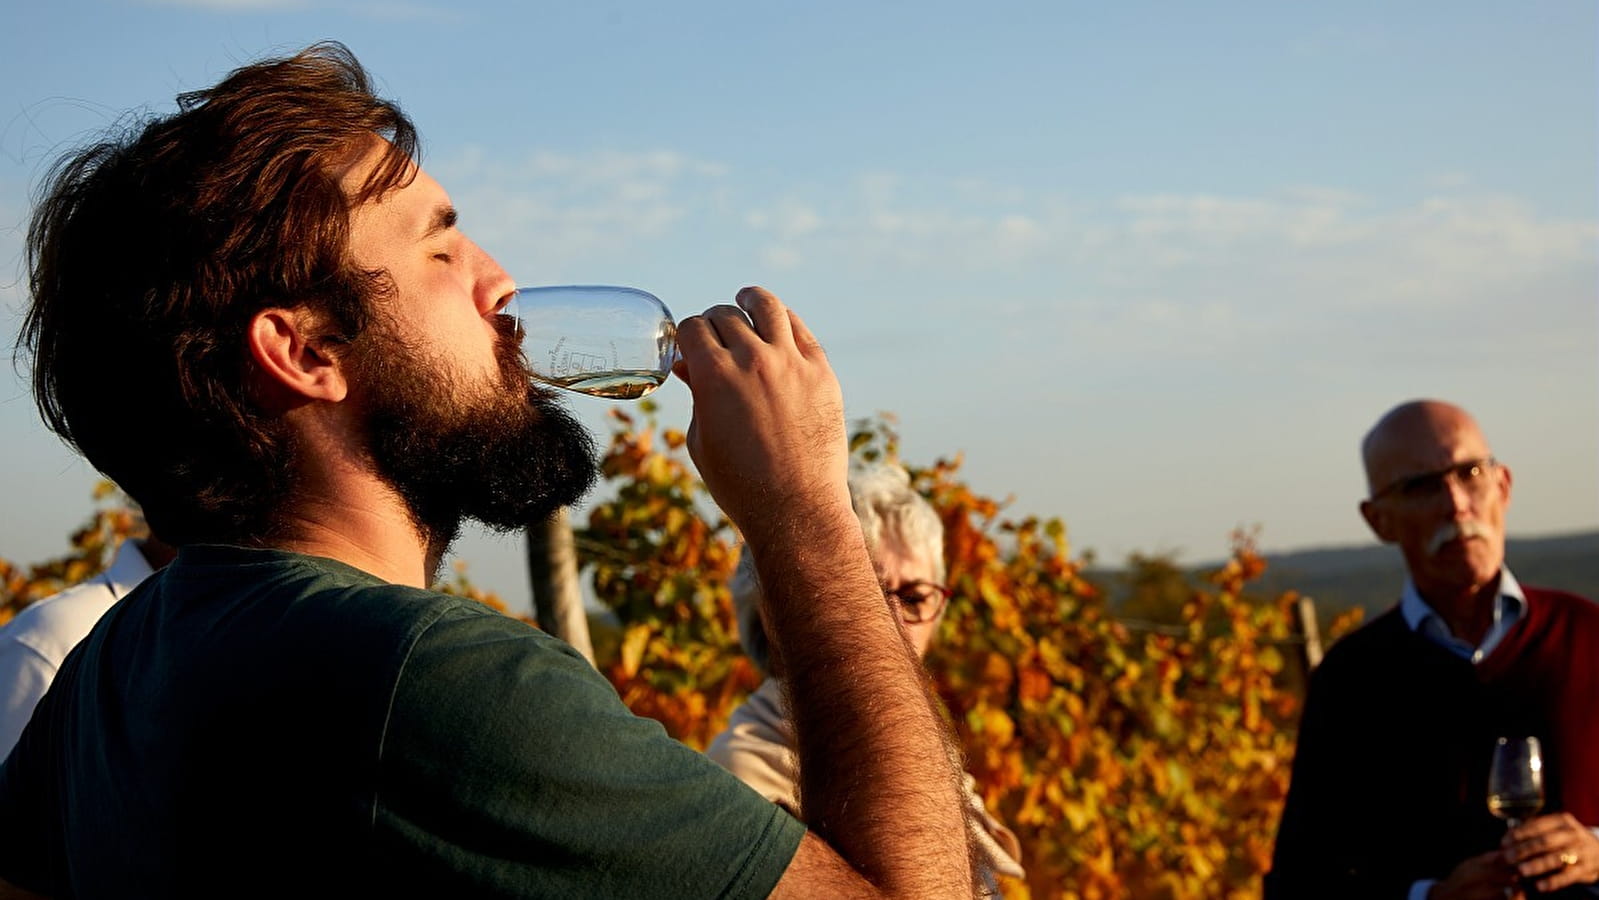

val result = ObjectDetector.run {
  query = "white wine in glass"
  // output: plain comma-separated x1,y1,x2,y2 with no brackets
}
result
1487,736,1545,828
507,285,677,400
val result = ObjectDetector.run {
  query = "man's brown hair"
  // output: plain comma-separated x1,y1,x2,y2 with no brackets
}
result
19,42,417,545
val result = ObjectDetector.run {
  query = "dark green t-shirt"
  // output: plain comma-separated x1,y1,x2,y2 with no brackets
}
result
0,545,804,898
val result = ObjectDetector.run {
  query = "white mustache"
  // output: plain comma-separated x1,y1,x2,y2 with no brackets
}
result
1426,520,1491,556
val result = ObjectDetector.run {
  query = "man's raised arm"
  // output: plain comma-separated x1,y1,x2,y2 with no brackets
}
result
674,287,977,899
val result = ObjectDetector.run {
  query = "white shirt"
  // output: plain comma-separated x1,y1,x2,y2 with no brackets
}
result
707,677,1026,892
0,540,154,761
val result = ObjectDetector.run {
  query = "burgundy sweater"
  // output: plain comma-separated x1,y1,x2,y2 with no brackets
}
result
1265,586,1599,899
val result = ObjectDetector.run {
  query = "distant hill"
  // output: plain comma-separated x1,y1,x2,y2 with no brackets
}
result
1089,530,1599,637
1249,530,1599,625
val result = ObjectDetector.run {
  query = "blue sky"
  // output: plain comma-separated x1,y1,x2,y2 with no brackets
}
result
2,1,1595,613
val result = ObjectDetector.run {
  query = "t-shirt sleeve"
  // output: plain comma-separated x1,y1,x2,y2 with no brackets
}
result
0,656,66,894
371,605,806,899
706,710,801,815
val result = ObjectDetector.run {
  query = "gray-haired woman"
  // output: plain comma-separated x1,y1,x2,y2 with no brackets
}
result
707,460,1026,895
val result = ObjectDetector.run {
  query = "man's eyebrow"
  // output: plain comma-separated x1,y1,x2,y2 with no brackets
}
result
421,205,458,239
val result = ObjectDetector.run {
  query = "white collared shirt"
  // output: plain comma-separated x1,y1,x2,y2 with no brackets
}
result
0,540,155,760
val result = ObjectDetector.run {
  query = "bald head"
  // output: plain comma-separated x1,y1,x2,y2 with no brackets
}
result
1358,399,1513,606
1361,400,1489,498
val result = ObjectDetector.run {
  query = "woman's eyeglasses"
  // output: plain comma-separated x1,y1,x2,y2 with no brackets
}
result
884,581,953,624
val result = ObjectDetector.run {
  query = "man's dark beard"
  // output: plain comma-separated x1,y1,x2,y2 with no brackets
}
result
345,312,598,557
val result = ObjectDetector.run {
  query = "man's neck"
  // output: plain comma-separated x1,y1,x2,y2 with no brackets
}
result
135,537,179,570
261,407,442,588
271,500,433,587
1418,573,1502,647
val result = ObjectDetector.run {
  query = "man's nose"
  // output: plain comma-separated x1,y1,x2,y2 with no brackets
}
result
472,242,518,316
1442,472,1475,516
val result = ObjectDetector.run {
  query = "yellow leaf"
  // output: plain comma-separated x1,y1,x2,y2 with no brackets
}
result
619,625,650,679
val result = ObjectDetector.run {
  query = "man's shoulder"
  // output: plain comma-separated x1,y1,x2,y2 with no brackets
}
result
167,545,488,618
0,575,120,667
1525,585,1598,610
1524,584,1599,633
1303,606,1426,697
148,545,535,667
1317,605,1409,665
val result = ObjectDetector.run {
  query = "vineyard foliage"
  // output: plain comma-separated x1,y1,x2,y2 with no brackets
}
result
577,406,1362,900
1,481,142,626
2,408,1361,900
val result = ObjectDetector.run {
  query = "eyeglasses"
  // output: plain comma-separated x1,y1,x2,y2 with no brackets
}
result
1370,457,1498,502
885,581,952,624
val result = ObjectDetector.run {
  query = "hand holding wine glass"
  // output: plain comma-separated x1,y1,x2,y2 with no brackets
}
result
1502,812,1599,896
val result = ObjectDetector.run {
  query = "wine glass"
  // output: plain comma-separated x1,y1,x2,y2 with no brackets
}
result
1487,736,1545,829
507,285,677,400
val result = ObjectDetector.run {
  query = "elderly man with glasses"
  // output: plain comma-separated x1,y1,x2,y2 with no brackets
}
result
709,460,1025,897
1265,400,1599,900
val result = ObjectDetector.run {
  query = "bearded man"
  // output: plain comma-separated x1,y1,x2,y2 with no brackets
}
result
0,44,974,899
1265,400,1599,900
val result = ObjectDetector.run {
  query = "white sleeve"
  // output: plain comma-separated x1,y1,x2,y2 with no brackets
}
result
0,636,56,762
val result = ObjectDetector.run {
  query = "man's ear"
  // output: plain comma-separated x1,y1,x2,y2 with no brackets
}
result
1359,499,1394,543
247,308,348,404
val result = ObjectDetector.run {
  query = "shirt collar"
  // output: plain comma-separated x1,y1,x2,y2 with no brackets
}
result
1401,567,1526,663
102,539,158,599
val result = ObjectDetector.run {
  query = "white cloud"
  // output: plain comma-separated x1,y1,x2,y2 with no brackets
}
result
424,142,1594,373
824,179,1591,292
759,245,803,270
343,1,461,22
1425,172,1472,191
1119,193,1283,243
141,0,311,9
139,0,460,20
505,149,725,184
746,204,822,240
434,147,730,274
729,173,1595,374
